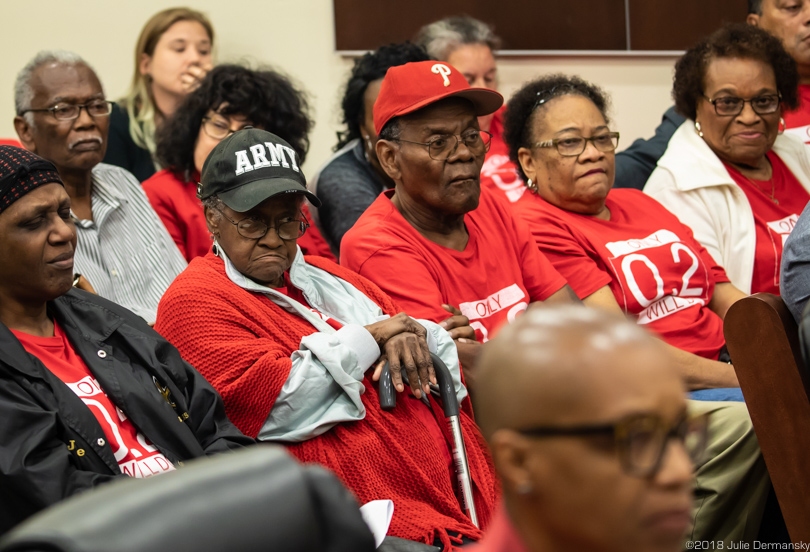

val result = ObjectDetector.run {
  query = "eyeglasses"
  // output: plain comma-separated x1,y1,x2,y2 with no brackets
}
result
202,117,241,141
534,132,620,157
703,93,781,117
214,207,309,241
518,411,708,478
20,100,114,121
395,129,492,161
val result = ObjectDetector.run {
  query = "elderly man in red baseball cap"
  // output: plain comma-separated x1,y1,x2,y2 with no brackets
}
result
341,61,577,373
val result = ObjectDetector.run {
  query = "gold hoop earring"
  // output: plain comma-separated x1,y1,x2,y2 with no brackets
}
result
779,117,786,135
695,120,704,138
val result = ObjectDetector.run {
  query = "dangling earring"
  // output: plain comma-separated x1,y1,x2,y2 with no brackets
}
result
779,117,786,135
695,120,704,138
526,178,538,193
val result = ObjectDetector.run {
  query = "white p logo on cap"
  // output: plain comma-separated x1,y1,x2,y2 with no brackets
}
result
431,63,452,87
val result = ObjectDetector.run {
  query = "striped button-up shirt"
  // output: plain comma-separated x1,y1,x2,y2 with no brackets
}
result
72,163,187,323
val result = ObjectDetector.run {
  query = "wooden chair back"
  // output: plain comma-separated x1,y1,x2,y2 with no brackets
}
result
724,293,810,543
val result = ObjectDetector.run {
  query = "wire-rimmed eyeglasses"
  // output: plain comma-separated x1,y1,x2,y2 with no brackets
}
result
214,206,309,241
394,129,492,161
20,100,114,121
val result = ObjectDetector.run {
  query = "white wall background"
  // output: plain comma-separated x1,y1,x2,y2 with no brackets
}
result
0,0,679,174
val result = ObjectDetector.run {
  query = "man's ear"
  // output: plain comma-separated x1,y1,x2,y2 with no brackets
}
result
490,429,536,495
747,13,760,27
13,116,37,153
376,139,402,183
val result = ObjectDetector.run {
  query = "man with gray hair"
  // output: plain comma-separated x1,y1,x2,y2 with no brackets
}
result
13,51,186,324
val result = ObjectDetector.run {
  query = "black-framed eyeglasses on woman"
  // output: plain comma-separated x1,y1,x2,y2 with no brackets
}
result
702,93,781,117
395,129,492,161
20,100,115,121
214,207,309,241
517,411,708,478
534,132,620,158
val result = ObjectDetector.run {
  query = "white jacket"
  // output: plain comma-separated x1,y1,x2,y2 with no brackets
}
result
645,121,810,294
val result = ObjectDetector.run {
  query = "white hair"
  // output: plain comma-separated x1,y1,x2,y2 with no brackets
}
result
414,15,502,61
14,50,100,125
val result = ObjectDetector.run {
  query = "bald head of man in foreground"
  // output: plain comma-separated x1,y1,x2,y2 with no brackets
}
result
472,306,701,552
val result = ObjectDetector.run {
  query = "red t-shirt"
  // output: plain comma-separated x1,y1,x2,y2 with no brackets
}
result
12,321,175,478
723,151,810,295
340,187,567,342
143,169,337,263
480,107,526,204
783,84,810,144
514,188,729,360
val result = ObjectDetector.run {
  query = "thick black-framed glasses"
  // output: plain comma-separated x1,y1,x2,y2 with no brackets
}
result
534,132,620,157
214,207,309,241
703,93,781,117
395,129,492,161
518,411,708,478
20,100,114,121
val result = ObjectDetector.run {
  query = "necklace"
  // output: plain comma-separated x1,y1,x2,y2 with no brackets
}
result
744,175,779,205
730,161,779,205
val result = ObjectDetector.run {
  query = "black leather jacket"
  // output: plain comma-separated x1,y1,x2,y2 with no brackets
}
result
0,289,254,534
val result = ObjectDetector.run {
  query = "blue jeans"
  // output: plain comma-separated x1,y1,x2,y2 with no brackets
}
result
689,388,745,402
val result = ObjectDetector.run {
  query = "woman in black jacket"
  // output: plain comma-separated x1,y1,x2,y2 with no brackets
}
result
0,145,253,534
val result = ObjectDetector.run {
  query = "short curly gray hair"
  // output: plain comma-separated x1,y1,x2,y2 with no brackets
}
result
414,15,502,61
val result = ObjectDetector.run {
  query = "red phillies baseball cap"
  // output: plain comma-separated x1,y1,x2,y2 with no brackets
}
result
373,61,504,135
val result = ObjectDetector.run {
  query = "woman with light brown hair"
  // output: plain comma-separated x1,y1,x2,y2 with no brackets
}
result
103,7,214,181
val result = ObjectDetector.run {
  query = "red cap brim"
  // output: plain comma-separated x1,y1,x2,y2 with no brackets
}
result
375,87,504,135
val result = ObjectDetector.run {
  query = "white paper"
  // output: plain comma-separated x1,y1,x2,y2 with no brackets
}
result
359,499,394,548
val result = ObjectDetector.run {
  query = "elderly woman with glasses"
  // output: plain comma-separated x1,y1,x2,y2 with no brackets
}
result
503,73,770,546
155,128,499,549
506,73,746,397
645,23,810,296
142,64,333,262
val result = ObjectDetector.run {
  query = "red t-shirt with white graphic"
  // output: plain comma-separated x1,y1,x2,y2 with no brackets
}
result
783,85,810,145
723,151,810,295
480,107,526,204
340,187,567,342
514,188,729,359
12,322,175,478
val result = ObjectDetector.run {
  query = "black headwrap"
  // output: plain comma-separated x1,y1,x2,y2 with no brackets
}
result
0,146,63,214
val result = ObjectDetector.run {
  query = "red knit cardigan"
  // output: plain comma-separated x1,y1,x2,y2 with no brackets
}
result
155,253,498,548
